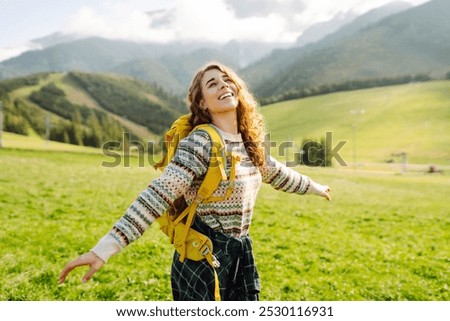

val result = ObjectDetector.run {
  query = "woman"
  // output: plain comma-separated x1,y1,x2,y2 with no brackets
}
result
59,62,331,301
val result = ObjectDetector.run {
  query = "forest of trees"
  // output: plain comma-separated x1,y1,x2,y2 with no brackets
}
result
30,82,126,147
0,76,126,148
0,72,188,149
67,72,183,135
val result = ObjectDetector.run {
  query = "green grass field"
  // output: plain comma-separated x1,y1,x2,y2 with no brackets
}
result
261,80,450,165
1,147,448,301
1,132,102,153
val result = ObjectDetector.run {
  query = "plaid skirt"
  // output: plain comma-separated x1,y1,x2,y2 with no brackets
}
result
171,217,261,301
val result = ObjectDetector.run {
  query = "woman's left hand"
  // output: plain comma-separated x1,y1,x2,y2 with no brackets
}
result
307,180,331,201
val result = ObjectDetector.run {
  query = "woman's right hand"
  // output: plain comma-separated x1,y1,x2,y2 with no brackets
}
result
58,251,105,284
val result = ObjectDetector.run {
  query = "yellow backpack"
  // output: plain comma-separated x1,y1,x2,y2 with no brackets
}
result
154,113,240,301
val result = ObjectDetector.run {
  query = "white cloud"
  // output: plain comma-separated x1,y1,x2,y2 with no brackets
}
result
171,0,233,42
0,42,43,62
62,0,304,44
59,0,435,45
294,0,377,27
233,13,298,43
64,5,171,42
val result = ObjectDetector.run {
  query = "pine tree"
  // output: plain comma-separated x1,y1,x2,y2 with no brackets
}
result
86,111,102,147
71,109,84,145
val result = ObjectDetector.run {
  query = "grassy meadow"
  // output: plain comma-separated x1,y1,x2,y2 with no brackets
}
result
0,81,449,301
0,146,448,301
261,80,450,165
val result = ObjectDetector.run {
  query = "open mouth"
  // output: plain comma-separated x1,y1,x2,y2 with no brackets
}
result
219,92,234,100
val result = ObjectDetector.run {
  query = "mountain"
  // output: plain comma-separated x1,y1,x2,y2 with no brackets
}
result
316,1,412,45
111,47,239,95
246,0,450,99
111,59,185,95
0,72,185,148
0,38,200,80
315,1,412,46
30,32,83,49
0,37,285,91
242,1,413,92
295,11,356,47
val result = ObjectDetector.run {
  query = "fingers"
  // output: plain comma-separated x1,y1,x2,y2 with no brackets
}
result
58,252,104,284
307,180,332,201
58,263,75,284
323,186,332,201
59,258,85,284
82,258,104,283
82,266,100,283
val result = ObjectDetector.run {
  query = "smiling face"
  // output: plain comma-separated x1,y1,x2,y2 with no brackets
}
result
200,68,239,117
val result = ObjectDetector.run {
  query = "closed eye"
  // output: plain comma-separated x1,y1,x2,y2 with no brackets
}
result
205,75,233,88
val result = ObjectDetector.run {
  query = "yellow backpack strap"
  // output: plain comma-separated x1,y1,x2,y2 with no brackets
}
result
205,252,221,301
194,124,228,182
154,114,192,170
197,125,241,203
205,153,240,203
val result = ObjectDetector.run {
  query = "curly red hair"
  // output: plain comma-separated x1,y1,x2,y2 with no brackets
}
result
187,62,266,166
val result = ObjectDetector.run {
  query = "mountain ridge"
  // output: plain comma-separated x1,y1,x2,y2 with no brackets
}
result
248,0,450,98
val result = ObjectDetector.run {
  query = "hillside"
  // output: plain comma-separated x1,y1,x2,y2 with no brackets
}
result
112,48,239,95
261,80,450,165
0,72,185,148
245,0,450,99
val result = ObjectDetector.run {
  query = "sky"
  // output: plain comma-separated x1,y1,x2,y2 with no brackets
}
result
0,0,430,62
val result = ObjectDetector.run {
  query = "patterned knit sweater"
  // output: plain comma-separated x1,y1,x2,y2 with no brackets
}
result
92,126,311,262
